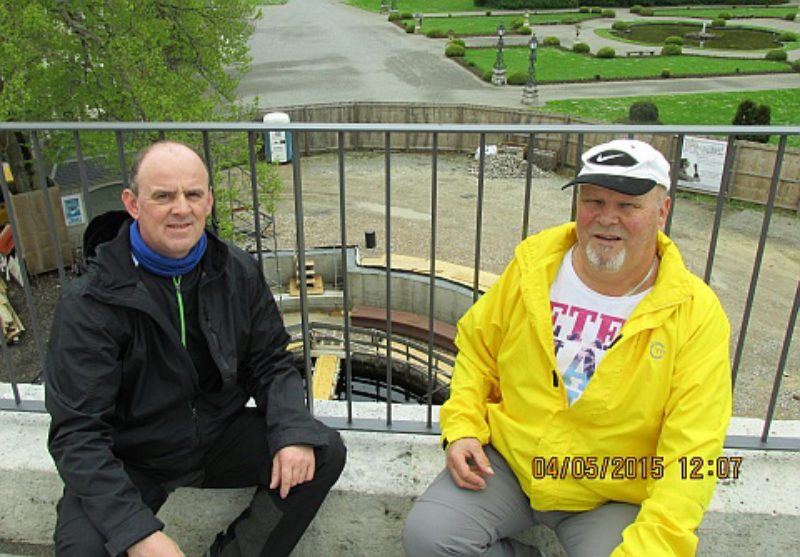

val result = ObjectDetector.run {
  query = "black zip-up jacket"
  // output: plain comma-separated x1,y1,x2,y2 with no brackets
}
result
45,223,328,555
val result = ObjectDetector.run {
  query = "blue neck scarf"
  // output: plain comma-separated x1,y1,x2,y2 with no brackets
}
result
129,221,207,277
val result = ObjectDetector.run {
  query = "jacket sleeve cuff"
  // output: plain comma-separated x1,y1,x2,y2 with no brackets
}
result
103,509,164,557
269,425,331,457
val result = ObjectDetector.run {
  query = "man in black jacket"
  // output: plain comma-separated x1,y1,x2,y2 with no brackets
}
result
45,140,346,557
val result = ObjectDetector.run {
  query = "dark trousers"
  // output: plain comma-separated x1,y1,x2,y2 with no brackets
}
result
54,410,346,557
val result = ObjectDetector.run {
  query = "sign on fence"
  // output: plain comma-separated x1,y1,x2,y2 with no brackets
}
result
678,136,728,195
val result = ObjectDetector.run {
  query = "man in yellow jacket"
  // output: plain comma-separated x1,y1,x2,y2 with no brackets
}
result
403,139,732,556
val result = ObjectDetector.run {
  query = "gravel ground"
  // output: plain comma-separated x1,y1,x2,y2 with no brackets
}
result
2,151,798,421
271,151,800,421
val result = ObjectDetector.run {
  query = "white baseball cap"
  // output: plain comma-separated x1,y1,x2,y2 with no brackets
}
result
563,139,672,195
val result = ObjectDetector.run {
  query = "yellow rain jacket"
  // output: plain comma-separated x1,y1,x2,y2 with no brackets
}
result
441,223,732,556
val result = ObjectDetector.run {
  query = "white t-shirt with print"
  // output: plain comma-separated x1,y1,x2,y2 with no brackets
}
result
549,247,650,405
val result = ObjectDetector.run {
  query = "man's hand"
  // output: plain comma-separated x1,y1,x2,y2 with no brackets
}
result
270,445,315,499
126,531,184,557
446,437,494,491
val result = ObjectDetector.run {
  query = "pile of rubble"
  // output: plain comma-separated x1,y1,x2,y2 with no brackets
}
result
468,145,555,180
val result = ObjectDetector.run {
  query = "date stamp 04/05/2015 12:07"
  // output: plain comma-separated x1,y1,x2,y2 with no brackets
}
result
531,456,743,481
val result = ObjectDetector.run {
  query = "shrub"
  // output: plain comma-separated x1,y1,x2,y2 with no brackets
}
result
718,12,733,20
765,49,787,61
612,21,629,31
405,23,414,33
516,26,532,35
629,100,659,123
590,7,602,14
425,29,448,38
579,6,590,13
639,7,654,16
573,42,591,53
563,17,577,24
630,4,643,14
388,13,401,22
485,10,492,16
445,44,465,57
732,99,771,143
596,46,615,58
482,69,493,82
542,36,561,46
664,36,683,46
661,44,682,56
793,59,800,72
661,69,671,78
400,12,413,20
450,38,466,47
510,18,524,30
507,71,529,85
711,18,726,27
602,9,615,18
778,32,797,42
785,13,796,21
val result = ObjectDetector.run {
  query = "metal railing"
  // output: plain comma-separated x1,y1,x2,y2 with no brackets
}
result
0,121,798,451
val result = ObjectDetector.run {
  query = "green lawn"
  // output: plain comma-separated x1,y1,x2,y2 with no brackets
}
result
421,13,597,36
347,0,483,13
462,47,792,82
652,7,798,19
538,89,800,147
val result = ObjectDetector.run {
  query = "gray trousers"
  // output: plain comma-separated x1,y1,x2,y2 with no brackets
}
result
402,445,639,557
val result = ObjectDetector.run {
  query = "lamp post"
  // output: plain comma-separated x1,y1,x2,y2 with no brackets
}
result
491,24,507,86
415,13,422,32
380,0,388,15
521,34,539,105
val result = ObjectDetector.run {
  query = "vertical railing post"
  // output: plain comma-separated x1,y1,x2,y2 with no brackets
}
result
337,131,354,423
384,132,393,423
30,132,67,286
427,132,439,429
731,135,787,387
291,133,314,414
704,135,736,284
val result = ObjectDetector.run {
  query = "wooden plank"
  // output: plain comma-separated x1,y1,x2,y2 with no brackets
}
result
313,354,340,400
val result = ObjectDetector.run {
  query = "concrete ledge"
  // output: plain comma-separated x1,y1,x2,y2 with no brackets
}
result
2,385,799,556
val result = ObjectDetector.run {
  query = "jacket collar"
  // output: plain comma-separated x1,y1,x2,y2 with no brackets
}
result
86,220,230,312
516,223,695,332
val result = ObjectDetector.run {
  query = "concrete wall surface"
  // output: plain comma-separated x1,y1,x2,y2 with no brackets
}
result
1,385,799,556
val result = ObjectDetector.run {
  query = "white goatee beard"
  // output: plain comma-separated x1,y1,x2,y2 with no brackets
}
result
585,243,626,272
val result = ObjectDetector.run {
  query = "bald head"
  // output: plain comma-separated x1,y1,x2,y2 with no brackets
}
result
129,141,208,196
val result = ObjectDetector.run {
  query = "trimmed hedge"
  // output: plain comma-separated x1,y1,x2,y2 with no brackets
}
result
778,32,797,42
573,42,591,53
596,46,616,58
629,100,659,123
661,44,682,56
507,71,529,85
445,44,466,57
661,69,671,78
542,36,561,46
602,9,616,18
612,21,629,31
516,26,533,35
711,18,726,27
765,49,788,61
664,36,684,46
425,29,448,38
450,39,466,47
793,59,800,72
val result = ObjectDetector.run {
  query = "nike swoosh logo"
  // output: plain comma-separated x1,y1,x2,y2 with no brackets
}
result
596,153,624,163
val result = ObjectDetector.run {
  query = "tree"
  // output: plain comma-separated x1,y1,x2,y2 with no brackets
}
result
732,99,771,143
0,0,262,191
